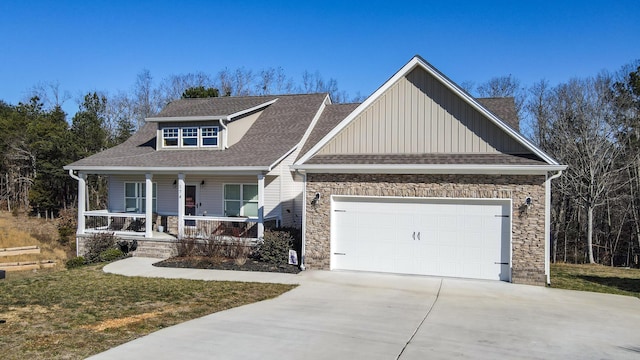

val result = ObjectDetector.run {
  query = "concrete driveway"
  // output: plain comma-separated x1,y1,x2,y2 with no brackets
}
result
90,258,640,359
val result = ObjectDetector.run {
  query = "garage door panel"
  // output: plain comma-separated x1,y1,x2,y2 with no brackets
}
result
332,197,510,281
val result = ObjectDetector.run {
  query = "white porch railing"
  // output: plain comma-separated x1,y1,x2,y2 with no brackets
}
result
182,215,279,239
82,211,279,239
84,210,149,237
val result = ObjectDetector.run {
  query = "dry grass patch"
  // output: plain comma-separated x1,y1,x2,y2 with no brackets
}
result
0,212,69,267
551,263,640,298
0,264,295,359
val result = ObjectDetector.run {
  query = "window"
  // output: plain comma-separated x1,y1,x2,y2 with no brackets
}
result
224,184,258,217
124,182,157,213
182,127,198,147
202,126,219,147
162,126,220,148
163,128,179,147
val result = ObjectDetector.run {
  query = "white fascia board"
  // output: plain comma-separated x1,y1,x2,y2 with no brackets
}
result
268,146,298,172
292,164,567,175
145,115,229,122
63,165,269,175
295,55,561,166
227,99,278,119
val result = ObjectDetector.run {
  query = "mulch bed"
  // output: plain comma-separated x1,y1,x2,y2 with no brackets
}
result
154,256,301,274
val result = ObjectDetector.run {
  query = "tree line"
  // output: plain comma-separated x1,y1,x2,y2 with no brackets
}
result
1,61,639,267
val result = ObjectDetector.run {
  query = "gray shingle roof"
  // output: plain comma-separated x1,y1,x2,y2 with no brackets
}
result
154,96,279,118
66,94,328,170
476,97,519,131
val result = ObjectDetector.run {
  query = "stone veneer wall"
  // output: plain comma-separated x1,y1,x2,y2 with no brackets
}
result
304,173,547,286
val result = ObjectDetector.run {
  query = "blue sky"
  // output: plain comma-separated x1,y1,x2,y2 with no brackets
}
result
1,0,638,117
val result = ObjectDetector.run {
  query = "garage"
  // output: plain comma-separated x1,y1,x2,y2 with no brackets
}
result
331,196,511,281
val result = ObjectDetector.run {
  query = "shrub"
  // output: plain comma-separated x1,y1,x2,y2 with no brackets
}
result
229,239,251,265
255,230,295,265
99,248,125,262
66,256,86,269
57,208,77,247
176,238,197,257
84,232,117,263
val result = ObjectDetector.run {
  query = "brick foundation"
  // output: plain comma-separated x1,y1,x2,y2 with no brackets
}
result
304,173,547,285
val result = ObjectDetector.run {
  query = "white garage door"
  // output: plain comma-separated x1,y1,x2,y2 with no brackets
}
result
331,197,511,281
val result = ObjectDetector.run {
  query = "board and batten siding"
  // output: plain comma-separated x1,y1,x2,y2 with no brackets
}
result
317,67,528,155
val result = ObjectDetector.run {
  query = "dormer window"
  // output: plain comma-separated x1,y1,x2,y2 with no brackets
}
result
163,128,179,147
202,127,219,147
182,127,198,147
161,125,220,149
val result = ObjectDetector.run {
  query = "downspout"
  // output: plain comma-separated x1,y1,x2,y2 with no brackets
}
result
68,169,86,257
545,170,563,285
67,169,87,209
220,117,229,149
298,170,307,271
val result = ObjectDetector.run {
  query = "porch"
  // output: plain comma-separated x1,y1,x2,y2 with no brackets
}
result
73,171,280,243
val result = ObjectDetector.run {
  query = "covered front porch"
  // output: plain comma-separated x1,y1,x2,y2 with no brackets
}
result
72,171,279,242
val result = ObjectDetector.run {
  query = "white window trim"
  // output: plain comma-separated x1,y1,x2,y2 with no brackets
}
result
124,182,157,213
181,127,199,147
161,126,220,149
163,128,179,148
223,183,258,217
201,126,219,148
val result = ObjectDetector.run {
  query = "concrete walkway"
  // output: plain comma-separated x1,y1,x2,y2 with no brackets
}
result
90,257,640,359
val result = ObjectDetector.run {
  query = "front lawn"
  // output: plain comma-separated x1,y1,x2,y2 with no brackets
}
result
0,264,295,359
551,263,640,298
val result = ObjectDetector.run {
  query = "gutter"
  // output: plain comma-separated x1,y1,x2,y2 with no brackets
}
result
68,169,81,182
292,164,567,175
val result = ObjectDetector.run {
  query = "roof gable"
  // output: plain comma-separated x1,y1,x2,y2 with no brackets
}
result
314,67,528,156
296,56,560,167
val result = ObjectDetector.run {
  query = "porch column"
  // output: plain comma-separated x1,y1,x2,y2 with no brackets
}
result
145,173,153,238
77,172,86,235
178,173,185,239
257,174,265,238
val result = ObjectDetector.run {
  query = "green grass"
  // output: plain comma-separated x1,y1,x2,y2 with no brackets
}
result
551,263,640,298
0,264,295,359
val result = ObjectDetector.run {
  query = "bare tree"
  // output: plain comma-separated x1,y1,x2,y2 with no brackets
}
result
548,74,629,263
476,74,526,118
525,79,553,147
233,68,254,96
26,81,71,110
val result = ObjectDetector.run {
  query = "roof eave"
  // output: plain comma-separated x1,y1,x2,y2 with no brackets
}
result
291,164,567,175
145,115,228,122
63,165,270,175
